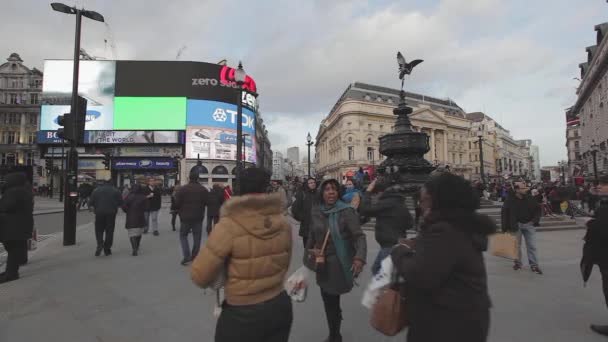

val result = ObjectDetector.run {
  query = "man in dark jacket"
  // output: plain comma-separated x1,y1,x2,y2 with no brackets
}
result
291,177,317,247
0,172,33,284
501,181,542,274
174,173,209,265
585,176,608,336
359,179,413,275
78,182,94,209
142,178,162,236
88,180,123,256
206,184,224,235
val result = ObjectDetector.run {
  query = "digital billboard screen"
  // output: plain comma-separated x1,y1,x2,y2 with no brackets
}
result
185,99,256,161
41,60,115,130
113,97,187,130
115,61,258,111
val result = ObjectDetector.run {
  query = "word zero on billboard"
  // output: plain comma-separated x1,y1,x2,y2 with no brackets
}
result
191,79,258,110
212,108,255,130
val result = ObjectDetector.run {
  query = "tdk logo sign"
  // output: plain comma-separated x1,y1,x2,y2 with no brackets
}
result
53,110,101,124
212,108,254,130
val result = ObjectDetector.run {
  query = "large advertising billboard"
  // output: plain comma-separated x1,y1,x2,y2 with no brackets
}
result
113,97,187,130
37,130,181,144
41,60,115,130
185,100,256,161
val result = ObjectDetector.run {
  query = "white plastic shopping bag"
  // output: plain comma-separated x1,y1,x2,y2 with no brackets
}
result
362,257,394,309
285,266,312,302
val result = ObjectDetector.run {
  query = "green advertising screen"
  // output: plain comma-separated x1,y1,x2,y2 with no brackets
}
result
113,97,186,130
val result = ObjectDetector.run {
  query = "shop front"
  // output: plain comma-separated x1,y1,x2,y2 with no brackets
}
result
112,157,177,188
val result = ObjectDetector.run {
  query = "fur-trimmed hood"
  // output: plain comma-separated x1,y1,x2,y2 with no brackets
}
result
220,192,287,240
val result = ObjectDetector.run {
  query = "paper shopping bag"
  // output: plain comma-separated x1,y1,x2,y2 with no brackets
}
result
490,233,518,259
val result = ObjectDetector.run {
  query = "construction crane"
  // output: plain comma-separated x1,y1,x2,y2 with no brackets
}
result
176,46,187,60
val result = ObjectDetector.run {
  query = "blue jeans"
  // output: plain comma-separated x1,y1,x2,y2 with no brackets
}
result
144,210,159,233
516,222,539,267
179,220,203,260
372,247,392,276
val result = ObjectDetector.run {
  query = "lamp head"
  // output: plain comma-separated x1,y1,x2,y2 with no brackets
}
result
235,61,246,84
307,132,312,143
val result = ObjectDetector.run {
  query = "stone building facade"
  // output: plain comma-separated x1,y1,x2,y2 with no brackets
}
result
315,82,474,181
572,22,608,176
0,53,42,182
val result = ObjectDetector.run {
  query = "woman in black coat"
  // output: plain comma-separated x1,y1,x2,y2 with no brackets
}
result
122,184,149,256
206,184,224,234
292,177,318,247
0,172,34,283
391,173,496,342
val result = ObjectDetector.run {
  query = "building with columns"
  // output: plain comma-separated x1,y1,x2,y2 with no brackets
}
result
0,53,42,182
315,82,474,181
571,22,608,177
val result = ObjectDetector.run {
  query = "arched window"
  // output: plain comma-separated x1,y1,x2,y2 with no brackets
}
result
212,165,229,183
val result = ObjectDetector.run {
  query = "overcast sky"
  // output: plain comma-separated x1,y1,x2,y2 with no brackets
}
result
2,0,605,166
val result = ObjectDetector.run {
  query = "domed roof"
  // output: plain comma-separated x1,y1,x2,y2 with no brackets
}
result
7,53,23,62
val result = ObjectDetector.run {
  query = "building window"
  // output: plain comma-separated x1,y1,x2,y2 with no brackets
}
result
475,167,479,174
30,93,39,104
9,94,18,104
459,154,463,164
28,114,37,125
5,132,16,144
575,152,581,160
28,132,36,144
380,125,384,130
9,113,19,125
25,152,35,166
575,141,580,148
348,136,353,142
367,147,374,161
469,141,471,150
1,153,16,166
368,124,372,129
348,146,354,160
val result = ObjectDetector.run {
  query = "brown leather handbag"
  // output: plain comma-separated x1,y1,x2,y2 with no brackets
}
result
308,230,330,272
370,278,408,336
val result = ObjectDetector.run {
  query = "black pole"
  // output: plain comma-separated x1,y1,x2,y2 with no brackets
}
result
593,150,599,184
307,143,311,177
478,136,485,185
59,139,65,202
63,9,82,246
235,86,243,195
49,151,54,198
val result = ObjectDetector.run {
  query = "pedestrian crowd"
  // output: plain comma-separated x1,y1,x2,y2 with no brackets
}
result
4,167,608,341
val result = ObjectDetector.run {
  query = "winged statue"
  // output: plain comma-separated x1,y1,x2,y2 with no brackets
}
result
397,51,423,89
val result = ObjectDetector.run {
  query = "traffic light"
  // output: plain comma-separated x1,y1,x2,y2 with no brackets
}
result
45,158,52,170
102,153,111,170
56,95,87,143
37,166,43,177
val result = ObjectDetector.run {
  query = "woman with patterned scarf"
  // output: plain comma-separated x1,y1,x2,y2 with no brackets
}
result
305,179,367,342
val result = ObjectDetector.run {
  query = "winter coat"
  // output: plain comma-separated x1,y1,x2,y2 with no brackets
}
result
304,204,367,295
122,193,149,229
206,185,225,217
0,173,33,242
391,214,496,342
191,192,292,306
501,193,541,232
358,191,413,248
143,186,162,211
291,187,318,238
174,181,209,222
584,196,608,266
88,184,123,216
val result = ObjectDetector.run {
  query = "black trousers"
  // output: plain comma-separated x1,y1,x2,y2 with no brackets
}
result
171,212,178,228
215,291,293,342
321,289,342,338
600,264,608,307
206,215,219,234
95,213,117,250
2,240,27,278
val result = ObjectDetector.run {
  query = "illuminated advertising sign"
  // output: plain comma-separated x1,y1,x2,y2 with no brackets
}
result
112,158,176,170
113,97,187,130
41,60,115,130
37,130,181,144
186,100,255,135
185,126,256,162
115,61,257,110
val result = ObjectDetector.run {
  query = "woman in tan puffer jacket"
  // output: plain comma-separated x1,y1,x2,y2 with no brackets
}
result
191,167,293,342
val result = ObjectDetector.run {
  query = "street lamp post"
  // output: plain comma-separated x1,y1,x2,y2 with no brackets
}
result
242,133,250,166
591,140,600,184
559,160,566,184
370,147,375,181
51,2,104,246
477,128,486,185
234,62,246,195
306,132,314,178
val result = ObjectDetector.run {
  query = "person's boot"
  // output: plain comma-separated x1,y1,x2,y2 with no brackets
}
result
95,245,103,257
130,237,138,256
591,325,608,336
135,236,142,254
513,260,522,270
324,314,342,342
